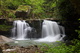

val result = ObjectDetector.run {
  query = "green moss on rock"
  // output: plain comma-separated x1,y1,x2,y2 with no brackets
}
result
16,5,31,12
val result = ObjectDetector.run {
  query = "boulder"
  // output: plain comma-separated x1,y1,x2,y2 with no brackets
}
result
15,11,28,18
15,5,31,18
0,35,13,43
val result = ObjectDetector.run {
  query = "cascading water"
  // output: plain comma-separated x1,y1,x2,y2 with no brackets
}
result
11,20,32,40
36,20,65,42
11,20,65,42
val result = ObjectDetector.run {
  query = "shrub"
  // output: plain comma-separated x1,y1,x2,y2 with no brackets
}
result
0,24,12,31
0,11,3,16
8,12,16,18
40,41,80,53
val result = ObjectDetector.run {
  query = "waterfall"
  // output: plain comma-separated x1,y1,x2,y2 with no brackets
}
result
42,20,60,37
11,20,65,42
36,20,65,42
11,20,32,40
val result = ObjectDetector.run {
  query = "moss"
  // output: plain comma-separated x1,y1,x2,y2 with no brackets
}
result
16,5,31,12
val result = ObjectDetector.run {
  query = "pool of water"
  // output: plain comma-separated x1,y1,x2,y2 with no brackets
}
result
8,40,61,47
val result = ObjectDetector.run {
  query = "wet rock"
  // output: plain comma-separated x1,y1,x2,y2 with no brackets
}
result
0,43,11,50
3,49,16,52
0,43,43,53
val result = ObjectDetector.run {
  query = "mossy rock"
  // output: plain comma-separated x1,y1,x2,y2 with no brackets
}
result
16,5,31,12
15,5,31,18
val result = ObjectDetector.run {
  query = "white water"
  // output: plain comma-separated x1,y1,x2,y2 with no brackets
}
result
11,20,32,40
11,20,65,42
35,20,65,42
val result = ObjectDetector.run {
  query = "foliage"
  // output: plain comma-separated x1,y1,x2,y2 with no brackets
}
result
30,0,45,14
25,0,45,18
0,0,58,18
40,0,57,18
0,0,21,18
6,0,21,10
8,12,16,18
55,0,76,20
0,0,79,19
76,18,80,38
0,24,12,31
40,41,80,53
75,30,80,38
0,11,3,16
